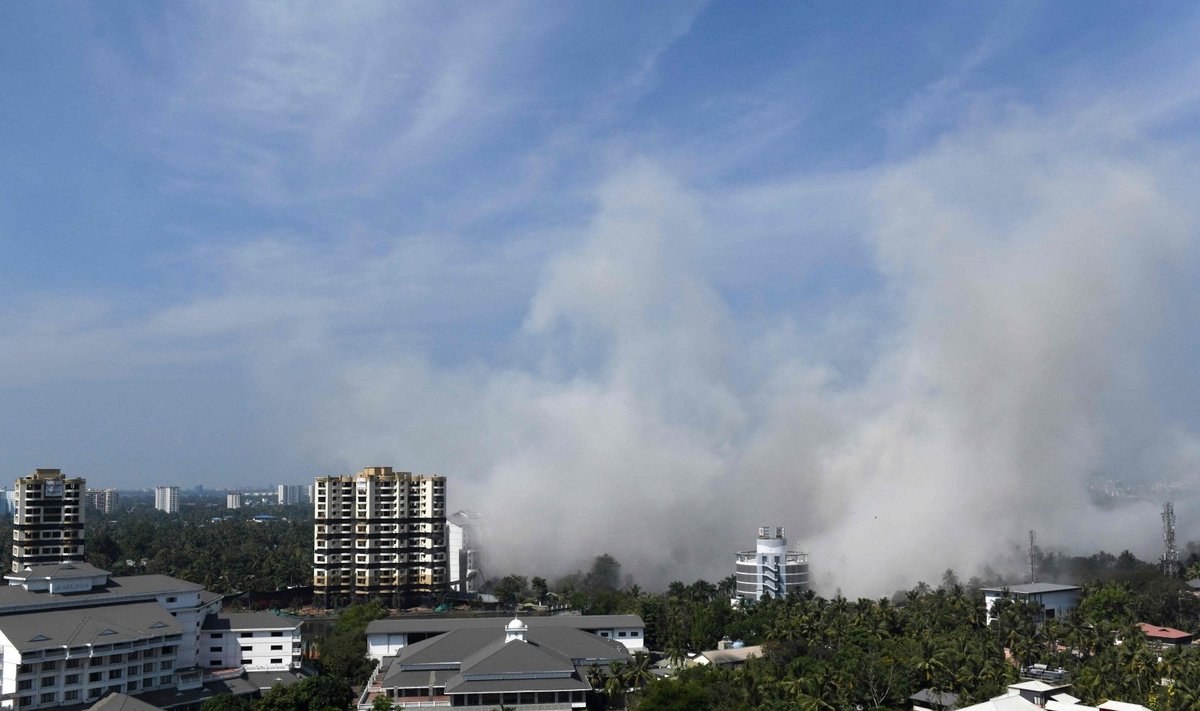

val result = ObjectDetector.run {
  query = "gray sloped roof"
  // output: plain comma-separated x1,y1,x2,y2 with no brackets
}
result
0,601,183,652
979,583,1081,595
88,693,162,711
381,668,458,690
10,562,110,580
0,574,203,614
910,688,960,709
444,674,590,694
367,614,643,635
202,612,301,631
460,638,575,677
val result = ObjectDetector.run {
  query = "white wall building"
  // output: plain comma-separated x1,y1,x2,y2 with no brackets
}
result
734,527,810,602
0,562,304,710
199,612,302,672
154,487,180,514
980,583,1082,624
226,493,242,509
447,510,483,593
276,485,305,506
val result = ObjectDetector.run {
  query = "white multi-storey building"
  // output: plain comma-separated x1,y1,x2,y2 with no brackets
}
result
0,562,304,710
277,485,305,506
12,469,85,573
154,487,180,514
447,510,483,593
313,467,447,607
199,612,302,672
85,488,120,514
734,527,810,603
226,493,242,510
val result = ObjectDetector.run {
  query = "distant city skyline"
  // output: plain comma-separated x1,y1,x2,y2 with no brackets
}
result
3,3,1200,594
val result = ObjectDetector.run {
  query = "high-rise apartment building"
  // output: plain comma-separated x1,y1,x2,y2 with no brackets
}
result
447,510,483,593
12,469,85,572
734,526,810,603
155,485,180,514
313,466,447,607
227,492,242,509
277,484,306,506
85,487,120,514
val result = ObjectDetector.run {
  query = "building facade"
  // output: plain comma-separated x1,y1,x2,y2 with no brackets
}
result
313,467,447,607
154,487,180,514
447,510,483,593
276,485,305,506
734,526,810,603
85,488,120,514
0,563,305,710
12,469,86,573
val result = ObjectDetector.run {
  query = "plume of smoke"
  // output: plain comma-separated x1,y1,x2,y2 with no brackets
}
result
311,112,1200,596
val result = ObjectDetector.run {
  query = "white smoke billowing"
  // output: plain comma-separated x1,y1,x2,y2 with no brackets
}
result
289,109,1200,596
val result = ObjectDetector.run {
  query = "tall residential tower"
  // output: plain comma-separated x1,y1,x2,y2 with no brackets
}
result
313,466,447,607
12,469,85,572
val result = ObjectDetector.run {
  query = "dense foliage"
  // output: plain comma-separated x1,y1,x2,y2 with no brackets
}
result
485,554,1200,711
70,496,313,596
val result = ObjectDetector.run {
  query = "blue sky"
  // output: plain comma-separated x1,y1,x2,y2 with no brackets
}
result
3,2,1200,590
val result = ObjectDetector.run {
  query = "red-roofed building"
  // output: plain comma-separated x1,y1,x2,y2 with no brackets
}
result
1137,622,1193,648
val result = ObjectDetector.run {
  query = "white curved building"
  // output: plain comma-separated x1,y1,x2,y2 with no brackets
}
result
735,526,809,602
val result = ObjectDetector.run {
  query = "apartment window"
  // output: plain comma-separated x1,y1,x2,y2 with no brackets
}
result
210,646,222,653
110,653,123,663
166,597,177,603
40,692,55,704
127,680,139,691
108,669,122,679
241,659,251,665
617,631,627,637
271,631,283,637
89,672,103,683
65,674,79,685
241,646,252,653
64,690,80,701
17,680,32,690
128,666,139,676
270,645,283,651
630,631,640,637
65,659,81,669
211,633,223,639
160,675,173,685
160,660,174,670
240,632,252,638
19,663,32,673
271,658,283,665
143,663,155,673
41,676,55,687
40,661,57,671
18,697,32,709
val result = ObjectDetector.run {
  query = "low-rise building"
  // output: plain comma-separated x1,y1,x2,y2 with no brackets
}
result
1137,622,1193,648
358,617,632,710
980,583,1082,624
0,562,305,710
365,614,646,660
199,612,302,672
